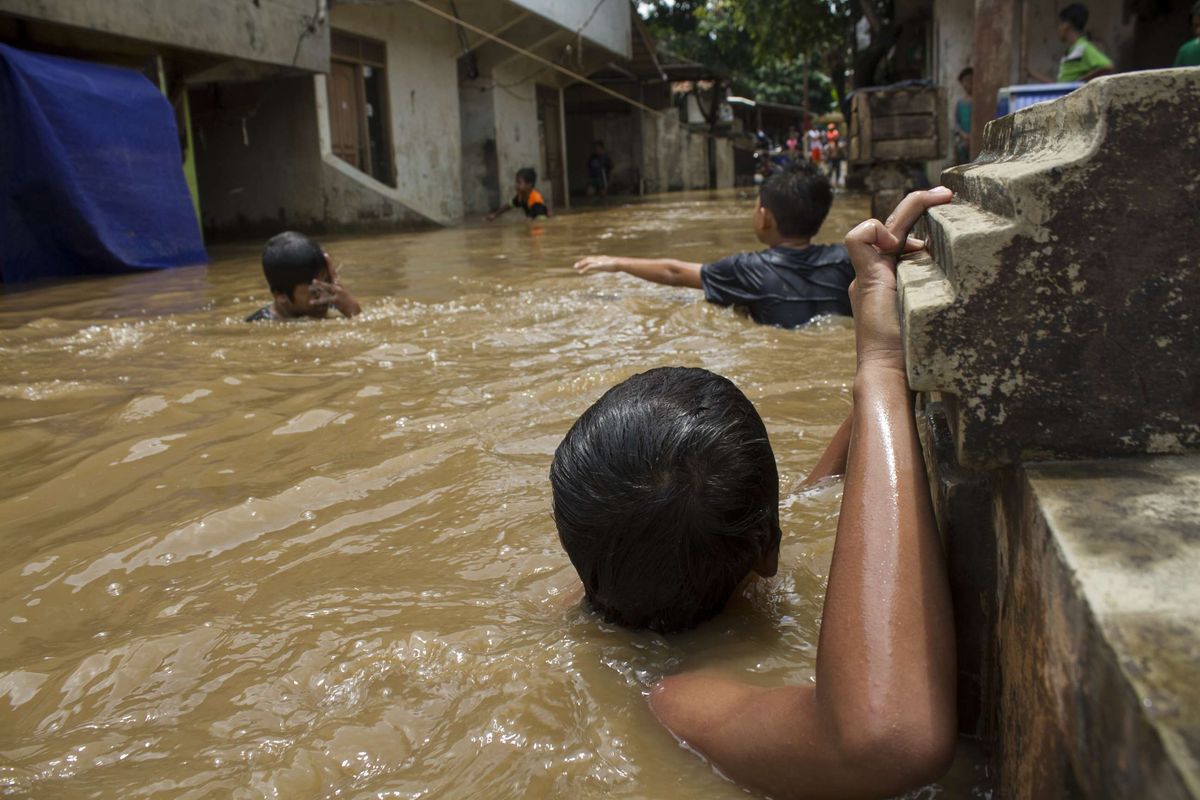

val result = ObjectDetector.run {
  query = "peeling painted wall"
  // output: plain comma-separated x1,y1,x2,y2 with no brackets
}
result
330,5,464,224
507,0,631,59
489,61,544,207
191,77,326,237
0,0,328,71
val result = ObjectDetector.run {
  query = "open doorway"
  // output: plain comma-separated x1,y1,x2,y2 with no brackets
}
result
329,29,396,187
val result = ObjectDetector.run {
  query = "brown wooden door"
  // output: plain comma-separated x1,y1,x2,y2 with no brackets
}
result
329,61,361,167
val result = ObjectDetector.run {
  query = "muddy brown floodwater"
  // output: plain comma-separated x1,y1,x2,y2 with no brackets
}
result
0,190,988,799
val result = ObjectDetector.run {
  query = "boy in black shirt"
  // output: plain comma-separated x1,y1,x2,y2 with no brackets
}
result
573,164,853,328
245,231,362,322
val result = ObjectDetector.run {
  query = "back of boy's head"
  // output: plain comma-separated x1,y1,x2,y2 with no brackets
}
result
550,367,781,634
759,163,832,238
517,167,537,185
262,231,324,298
1059,3,1088,31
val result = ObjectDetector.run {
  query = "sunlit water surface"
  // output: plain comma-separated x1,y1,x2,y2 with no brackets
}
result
0,190,989,798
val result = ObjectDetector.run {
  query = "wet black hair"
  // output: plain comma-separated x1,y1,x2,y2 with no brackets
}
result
516,167,537,185
758,162,833,238
958,66,974,81
1060,3,1088,32
593,140,605,148
550,367,781,634
262,231,325,299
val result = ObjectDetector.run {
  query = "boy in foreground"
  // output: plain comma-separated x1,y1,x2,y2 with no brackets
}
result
573,165,853,329
486,167,550,221
246,231,362,322
552,188,957,799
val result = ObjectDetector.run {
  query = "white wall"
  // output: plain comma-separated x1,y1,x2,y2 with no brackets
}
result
933,0,975,172
328,5,465,224
489,61,544,206
507,0,631,58
0,0,328,71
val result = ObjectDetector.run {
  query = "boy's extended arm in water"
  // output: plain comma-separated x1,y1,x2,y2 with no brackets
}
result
648,188,957,800
573,255,703,288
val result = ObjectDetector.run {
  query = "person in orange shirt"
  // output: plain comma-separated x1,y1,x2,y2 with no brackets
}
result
486,167,550,221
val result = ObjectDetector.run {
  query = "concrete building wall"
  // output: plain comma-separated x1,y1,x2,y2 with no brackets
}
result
933,0,975,172
1021,0,1133,81
329,5,464,224
459,78,501,216
190,77,325,237
508,0,631,58
640,112,712,194
489,62,543,206
0,0,328,71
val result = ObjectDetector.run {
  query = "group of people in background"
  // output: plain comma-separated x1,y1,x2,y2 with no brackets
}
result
757,123,846,189
954,2,1198,165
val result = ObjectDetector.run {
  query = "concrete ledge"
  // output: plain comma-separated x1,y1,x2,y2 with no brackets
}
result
898,69,1200,468
998,456,1200,798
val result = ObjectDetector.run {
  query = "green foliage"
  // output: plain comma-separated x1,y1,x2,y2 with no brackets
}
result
639,0,857,113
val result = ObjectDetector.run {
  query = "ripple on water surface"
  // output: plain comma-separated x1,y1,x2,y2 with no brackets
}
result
0,192,987,798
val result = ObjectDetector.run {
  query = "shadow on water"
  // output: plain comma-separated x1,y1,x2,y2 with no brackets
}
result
0,189,990,798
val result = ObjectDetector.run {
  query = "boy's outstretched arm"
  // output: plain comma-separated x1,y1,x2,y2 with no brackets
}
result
800,413,853,487
648,188,957,800
573,255,703,289
485,204,512,222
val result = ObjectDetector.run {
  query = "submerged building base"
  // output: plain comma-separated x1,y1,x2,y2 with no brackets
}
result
900,69,1200,798
998,457,1200,798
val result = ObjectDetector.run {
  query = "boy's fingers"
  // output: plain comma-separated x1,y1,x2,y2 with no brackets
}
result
845,219,900,262
883,187,953,241
904,236,926,253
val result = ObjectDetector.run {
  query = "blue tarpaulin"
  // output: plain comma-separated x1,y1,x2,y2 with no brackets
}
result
0,44,206,283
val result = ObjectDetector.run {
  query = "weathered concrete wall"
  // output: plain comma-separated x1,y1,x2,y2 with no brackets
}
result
931,0,974,171
997,458,1200,799
507,0,631,58
714,137,734,190
329,5,464,224
1022,0,1132,81
640,112,713,194
0,0,328,72
904,67,1200,799
900,69,1200,468
191,77,326,237
489,61,543,206
459,78,501,216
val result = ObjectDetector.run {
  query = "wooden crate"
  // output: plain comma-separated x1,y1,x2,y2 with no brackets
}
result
849,87,946,163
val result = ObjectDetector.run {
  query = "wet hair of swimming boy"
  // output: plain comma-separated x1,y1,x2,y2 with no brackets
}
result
1060,3,1088,32
517,167,537,185
758,162,833,238
550,367,781,634
262,231,325,300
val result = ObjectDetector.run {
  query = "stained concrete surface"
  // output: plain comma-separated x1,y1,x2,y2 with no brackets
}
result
899,68,1200,469
1000,457,1200,798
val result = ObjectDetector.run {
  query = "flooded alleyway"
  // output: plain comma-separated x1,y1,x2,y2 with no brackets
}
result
0,191,979,798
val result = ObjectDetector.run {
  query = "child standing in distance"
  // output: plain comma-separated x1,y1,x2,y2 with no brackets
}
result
245,231,362,321
574,164,853,329
552,187,958,800
486,167,550,221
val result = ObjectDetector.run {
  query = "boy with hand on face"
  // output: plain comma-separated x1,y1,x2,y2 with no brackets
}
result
573,164,853,329
553,187,958,799
486,167,550,221
245,231,362,322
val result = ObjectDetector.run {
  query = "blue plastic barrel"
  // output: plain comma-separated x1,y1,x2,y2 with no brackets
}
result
995,82,1083,117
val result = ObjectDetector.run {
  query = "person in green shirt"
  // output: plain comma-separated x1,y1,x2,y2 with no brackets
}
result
1056,4,1115,82
1174,1,1200,68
